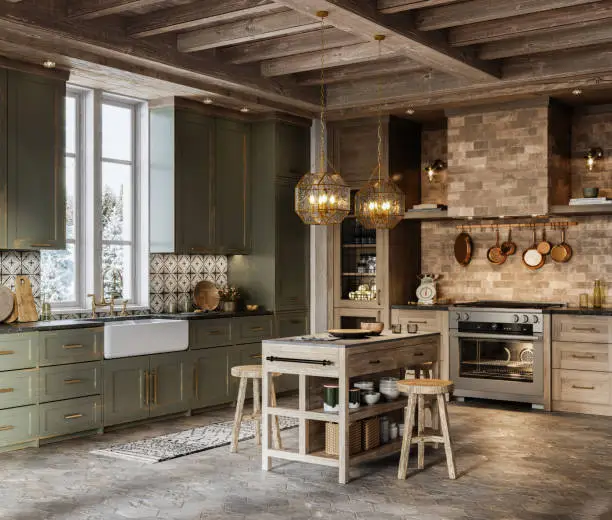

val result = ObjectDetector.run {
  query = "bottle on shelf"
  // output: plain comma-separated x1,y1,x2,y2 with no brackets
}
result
593,279,603,309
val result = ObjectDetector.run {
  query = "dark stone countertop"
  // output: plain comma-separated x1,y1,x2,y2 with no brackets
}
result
391,304,451,311
0,320,105,334
546,307,612,316
149,309,273,320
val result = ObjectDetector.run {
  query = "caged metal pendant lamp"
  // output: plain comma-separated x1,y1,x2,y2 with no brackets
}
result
354,35,405,230
294,11,350,226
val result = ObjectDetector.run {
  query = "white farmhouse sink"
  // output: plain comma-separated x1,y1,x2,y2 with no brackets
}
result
104,319,189,359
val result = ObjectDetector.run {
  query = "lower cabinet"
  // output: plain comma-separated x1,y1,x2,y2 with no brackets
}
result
0,405,38,450
149,352,190,418
191,347,231,409
39,396,102,439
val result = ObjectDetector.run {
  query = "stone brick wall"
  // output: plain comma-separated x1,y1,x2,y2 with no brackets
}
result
421,121,448,205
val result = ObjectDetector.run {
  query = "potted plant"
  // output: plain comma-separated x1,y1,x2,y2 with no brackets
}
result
219,286,240,313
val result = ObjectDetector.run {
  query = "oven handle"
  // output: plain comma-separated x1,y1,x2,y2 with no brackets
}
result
451,331,542,342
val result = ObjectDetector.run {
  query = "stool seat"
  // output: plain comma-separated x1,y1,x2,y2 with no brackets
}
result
398,379,453,395
230,365,281,378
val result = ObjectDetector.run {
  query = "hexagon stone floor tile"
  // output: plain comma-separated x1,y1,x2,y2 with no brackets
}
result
0,399,611,520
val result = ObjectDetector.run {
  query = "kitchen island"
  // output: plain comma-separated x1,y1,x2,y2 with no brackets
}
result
261,332,440,483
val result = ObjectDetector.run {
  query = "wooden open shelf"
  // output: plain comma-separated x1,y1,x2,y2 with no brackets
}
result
309,439,403,466
404,209,449,220
550,204,612,216
268,399,405,424
341,272,376,277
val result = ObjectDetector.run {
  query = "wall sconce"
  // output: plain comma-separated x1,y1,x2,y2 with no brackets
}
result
585,147,604,171
424,159,446,183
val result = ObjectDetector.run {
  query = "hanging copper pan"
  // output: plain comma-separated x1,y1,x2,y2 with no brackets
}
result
536,228,552,256
454,230,473,266
487,228,506,265
551,228,573,263
522,229,545,270
500,229,517,256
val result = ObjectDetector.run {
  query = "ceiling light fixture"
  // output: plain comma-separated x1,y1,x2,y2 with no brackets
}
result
42,59,56,69
240,106,250,113
294,11,350,226
424,159,446,184
203,98,213,104
405,108,415,115
572,88,583,95
354,35,405,230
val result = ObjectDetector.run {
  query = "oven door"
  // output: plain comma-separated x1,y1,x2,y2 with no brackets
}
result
450,331,544,402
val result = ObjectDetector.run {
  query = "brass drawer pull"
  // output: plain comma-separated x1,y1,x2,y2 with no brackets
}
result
193,366,199,398
64,379,82,385
207,330,222,335
571,327,600,333
0,388,14,393
0,425,15,432
571,385,595,390
413,352,425,357
0,350,15,356
408,321,428,324
30,243,52,248
369,360,381,365
63,344,84,350
251,327,264,332
64,414,83,420
251,354,262,359
571,354,596,360
153,370,158,405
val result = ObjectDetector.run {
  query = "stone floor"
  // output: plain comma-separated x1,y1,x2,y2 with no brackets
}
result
0,399,611,520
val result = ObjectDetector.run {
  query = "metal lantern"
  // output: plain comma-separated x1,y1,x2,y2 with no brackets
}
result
295,171,351,225
355,166,405,230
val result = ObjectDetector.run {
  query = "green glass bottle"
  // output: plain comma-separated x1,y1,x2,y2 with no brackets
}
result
593,280,602,309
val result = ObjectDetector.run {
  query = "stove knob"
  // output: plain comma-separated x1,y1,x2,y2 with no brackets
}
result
533,315,539,323
462,313,470,321
513,314,520,323
522,315,529,323
491,323,499,330
455,312,461,321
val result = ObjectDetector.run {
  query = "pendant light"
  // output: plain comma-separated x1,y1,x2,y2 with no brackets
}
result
294,11,350,225
354,35,406,230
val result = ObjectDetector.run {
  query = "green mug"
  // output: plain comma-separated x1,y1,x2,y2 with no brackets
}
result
323,384,339,413
349,388,361,409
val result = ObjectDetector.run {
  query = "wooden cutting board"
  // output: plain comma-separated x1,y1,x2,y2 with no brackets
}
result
15,276,38,323
5,291,18,324
0,287,15,323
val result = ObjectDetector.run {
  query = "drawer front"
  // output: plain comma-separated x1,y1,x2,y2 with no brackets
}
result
552,369,612,405
552,316,612,343
0,333,38,371
263,343,339,377
0,405,38,448
234,316,274,344
276,312,308,338
39,328,103,366
0,369,38,409
39,362,102,403
348,348,399,377
39,395,102,438
391,310,441,332
397,343,439,368
189,319,232,349
552,342,611,372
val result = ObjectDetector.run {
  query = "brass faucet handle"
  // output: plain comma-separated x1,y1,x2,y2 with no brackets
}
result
120,299,129,317
109,295,116,317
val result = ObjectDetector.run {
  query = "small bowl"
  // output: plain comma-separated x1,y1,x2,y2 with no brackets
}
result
364,391,381,406
381,388,400,401
245,304,259,311
354,381,375,390
583,187,600,198
360,322,384,335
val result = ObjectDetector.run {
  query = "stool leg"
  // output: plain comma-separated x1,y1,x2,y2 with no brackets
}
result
398,394,417,480
269,378,282,450
437,393,456,479
253,378,261,446
431,397,440,449
231,376,248,453
417,394,425,470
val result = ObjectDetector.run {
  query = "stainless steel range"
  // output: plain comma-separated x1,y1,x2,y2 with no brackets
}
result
449,301,564,408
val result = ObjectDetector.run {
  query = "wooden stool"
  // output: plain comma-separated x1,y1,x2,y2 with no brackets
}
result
397,379,456,480
406,362,439,435
230,365,281,453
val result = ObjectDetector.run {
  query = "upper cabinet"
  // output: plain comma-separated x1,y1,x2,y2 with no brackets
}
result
0,67,66,250
149,100,250,254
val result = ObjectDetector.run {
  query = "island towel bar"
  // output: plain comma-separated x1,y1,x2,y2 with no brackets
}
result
265,356,334,366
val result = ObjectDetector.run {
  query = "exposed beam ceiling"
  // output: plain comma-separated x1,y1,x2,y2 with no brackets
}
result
378,0,461,14
273,0,500,81
127,0,283,38
67,0,164,19
416,0,597,31
177,9,322,52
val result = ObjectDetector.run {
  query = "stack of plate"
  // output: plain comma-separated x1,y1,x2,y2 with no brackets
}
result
379,377,400,401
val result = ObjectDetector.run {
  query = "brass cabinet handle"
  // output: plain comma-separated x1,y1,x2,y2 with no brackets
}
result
193,366,199,398
0,350,15,356
0,425,15,432
571,354,596,359
63,344,84,350
144,370,150,406
153,370,158,405
408,320,427,324
207,330,222,335
30,243,52,248
572,385,595,390
251,326,264,332
369,360,381,364
0,388,14,393
413,352,425,357
571,327,599,333
251,354,262,359
64,414,83,420
377,290,381,306
64,379,82,385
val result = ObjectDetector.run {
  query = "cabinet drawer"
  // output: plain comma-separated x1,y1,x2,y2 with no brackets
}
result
348,348,399,377
391,310,441,332
552,369,612,405
234,316,274,344
39,395,102,438
552,342,611,372
397,342,439,368
39,328,103,366
552,316,612,343
276,312,308,338
0,369,38,409
189,319,232,349
0,333,38,371
0,405,38,448
39,362,101,403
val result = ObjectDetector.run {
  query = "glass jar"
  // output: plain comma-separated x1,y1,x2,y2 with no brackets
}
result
380,416,390,444
593,280,603,309
367,255,376,274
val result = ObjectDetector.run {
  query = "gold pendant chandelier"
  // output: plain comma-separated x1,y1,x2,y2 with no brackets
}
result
355,35,405,230
294,11,350,226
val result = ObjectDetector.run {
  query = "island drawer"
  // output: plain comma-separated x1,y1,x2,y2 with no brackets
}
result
391,310,441,332
348,348,399,377
263,344,339,377
39,328,103,366
234,316,274,344
39,362,102,403
397,342,438,368
552,316,612,344
552,342,611,372
0,405,38,448
552,369,612,405
0,333,38,371
189,319,232,349
0,369,38,409
39,395,102,439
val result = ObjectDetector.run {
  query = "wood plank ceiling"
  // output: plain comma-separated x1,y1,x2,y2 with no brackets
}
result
1,0,612,118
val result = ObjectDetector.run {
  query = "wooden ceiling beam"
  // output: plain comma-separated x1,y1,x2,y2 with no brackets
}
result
127,0,283,38
449,1,612,47
177,9,322,52
273,0,500,81
416,0,597,31
378,0,461,14
220,27,363,64
479,20,612,59
67,0,162,19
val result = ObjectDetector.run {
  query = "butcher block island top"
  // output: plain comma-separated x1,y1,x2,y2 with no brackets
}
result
261,332,441,484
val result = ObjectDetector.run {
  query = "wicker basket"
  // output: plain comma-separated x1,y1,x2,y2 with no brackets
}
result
362,418,380,451
325,421,362,456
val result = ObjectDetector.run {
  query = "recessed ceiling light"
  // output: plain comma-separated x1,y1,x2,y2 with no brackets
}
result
240,107,250,113
405,108,415,115
42,59,56,69
572,88,583,95
203,98,213,104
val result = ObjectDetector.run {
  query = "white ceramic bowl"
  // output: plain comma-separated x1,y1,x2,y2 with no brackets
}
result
354,381,375,390
364,392,381,405
381,388,400,401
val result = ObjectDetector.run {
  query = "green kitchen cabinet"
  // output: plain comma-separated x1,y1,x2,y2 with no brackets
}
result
103,357,150,426
149,352,190,419
3,69,66,250
191,347,231,409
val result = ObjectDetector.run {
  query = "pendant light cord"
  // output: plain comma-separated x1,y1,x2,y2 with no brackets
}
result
319,12,327,175
375,35,384,185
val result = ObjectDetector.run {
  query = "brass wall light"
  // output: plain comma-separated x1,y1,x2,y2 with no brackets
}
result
424,159,446,183
585,147,604,171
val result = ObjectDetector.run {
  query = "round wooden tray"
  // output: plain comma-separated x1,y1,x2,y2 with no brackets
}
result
192,281,220,311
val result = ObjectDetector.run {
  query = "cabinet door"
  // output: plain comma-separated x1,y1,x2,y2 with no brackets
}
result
175,110,214,253
191,347,231,409
103,357,150,426
6,70,65,250
149,352,190,418
214,119,250,254
276,122,309,179
276,180,308,310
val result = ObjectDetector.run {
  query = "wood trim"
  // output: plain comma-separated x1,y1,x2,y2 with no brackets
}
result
378,0,461,13
0,56,70,81
444,96,552,116
67,0,162,19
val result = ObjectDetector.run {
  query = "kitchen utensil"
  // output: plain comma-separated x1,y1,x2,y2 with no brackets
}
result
500,229,517,256
15,276,37,322
364,391,380,405
5,291,18,324
192,280,220,311
550,228,573,263
349,388,361,409
323,384,339,413
360,322,384,335
522,230,545,270
487,228,506,265
327,329,371,339
0,287,15,323
536,229,552,256
454,231,473,266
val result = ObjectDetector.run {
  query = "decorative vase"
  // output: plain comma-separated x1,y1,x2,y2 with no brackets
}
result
222,301,237,313
323,384,339,413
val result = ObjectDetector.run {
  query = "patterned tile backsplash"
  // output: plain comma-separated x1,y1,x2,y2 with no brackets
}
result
0,250,42,311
